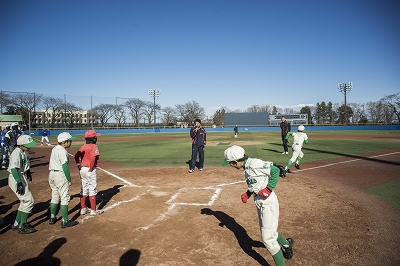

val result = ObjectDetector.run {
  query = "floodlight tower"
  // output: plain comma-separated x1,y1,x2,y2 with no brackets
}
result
148,89,161,126
338,82,353,124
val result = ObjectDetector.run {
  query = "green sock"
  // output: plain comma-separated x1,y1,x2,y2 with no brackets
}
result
272,249,285,266
277,233,289,246
20,212,29,227
286,160,293,169
296,156,302,164
15,210,22,225
50,203,58,217
60,205,69,222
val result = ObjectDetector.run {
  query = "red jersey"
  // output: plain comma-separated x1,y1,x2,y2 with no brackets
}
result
75,143,100,172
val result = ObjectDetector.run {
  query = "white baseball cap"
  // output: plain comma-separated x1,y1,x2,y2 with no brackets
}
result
298,125,305,131
11,122,18,127
58,132,77,142
17,135,37,148
222,145,245,165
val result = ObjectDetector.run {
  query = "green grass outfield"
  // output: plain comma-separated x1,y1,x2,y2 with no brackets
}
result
1,130,400,209
72,130,400,168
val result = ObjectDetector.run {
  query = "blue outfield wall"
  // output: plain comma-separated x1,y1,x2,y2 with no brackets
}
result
30,124,400,137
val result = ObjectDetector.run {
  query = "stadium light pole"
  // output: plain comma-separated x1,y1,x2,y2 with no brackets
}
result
148,89,160,126
338,82,353,124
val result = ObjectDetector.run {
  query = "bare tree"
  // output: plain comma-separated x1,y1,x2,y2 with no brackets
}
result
366,101,384,123
380,93,400,122
93,103,115,127
63,103,83,128
161,107,177,126
175,101,205,125
113,105,126,127
348,103,365,124
124,99,145,127
0,91,12,112
41,96,64,127
142,101,161,126
283,108,295,115
246,104,271,113
10,92,43,126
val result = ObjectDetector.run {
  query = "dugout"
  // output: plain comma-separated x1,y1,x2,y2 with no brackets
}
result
225,112,269,126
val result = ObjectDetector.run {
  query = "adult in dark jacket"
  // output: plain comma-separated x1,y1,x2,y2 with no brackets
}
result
5,123,23,155
189,119,206,173
279,116,291,154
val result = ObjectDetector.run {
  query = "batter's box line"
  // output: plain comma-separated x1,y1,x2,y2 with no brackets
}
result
67,152,155,189
134,188,223,232
79,188,153,223
166,187,222,206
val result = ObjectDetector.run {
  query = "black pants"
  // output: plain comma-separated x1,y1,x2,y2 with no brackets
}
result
190,145,204,170
281,135,289,152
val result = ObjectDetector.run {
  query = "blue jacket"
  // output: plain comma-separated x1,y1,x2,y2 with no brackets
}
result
190,127,206,146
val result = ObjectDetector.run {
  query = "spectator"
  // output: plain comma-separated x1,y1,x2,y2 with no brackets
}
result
188,119,206,173
280,117,291,154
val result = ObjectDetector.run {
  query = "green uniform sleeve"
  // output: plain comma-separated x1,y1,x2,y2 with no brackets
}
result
11,168,22,183
62,163,71,182
267,165,280,190
305,139,309,144
285,132,293,139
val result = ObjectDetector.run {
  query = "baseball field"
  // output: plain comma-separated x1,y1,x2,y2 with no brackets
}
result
0,130,399,265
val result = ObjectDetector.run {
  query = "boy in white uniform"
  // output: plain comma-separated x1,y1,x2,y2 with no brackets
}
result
284,125,309,173
48,132,78,228
222,145,294,266
8,135,37,234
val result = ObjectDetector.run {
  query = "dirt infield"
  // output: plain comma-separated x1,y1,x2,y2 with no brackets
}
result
0,140,399,265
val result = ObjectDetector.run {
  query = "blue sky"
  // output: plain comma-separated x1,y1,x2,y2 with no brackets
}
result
1,0,399,118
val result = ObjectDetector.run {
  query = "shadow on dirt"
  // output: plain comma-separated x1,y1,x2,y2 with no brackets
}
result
120,249,141,266
201,208,270,266
13,237,67,266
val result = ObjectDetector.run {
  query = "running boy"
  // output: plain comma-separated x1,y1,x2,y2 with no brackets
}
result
284,125,309,173
8,135,37,234
48,132,78,228
222,145,294,266
75,130,104,216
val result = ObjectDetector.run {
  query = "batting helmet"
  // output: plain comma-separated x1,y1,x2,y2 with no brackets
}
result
298,125,305,131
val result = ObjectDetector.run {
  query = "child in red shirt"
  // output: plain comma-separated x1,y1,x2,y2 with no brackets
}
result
75,130,104,216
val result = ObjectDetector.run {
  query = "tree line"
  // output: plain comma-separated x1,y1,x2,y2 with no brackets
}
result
1,91,398,128
0,92,205,128
212,93,400,126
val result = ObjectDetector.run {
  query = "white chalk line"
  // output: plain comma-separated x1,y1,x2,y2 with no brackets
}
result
294,151,400,172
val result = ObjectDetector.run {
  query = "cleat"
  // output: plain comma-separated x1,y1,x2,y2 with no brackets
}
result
61,219,78,228
286,169,292,173
188,169,194,173
80,207,90,215
17,223,37,234
49,217,56,225
90,209,104,216
295,163,300,170
282,238,294,259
